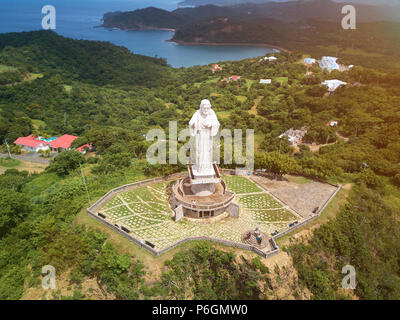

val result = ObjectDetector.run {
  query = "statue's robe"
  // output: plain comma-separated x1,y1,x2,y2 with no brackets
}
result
189,109,220,175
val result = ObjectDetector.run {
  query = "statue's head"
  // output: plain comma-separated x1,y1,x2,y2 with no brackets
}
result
200,99,211,116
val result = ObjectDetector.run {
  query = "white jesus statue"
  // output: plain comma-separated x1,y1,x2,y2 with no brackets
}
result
189,99,220,178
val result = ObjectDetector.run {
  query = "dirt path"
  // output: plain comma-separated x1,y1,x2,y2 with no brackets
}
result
335,131,349,142
249,96,263,115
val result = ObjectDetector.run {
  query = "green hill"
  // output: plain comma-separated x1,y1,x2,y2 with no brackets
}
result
102,6,191,30
0,30,172,87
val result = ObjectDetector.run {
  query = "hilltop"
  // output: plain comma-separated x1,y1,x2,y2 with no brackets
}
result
103,0,400,31
0,30,172,87
0,29,400,300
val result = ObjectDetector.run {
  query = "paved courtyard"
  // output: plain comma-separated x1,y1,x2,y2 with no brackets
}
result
251,175,338,218
97,175,300,251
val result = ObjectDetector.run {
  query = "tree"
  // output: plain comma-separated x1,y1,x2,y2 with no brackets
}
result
255,152,300,178
394,173,400,187
0,189,29,235
358,168,384,190
48,150,85,176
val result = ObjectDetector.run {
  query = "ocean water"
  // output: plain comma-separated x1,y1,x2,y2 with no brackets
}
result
0,0,272,67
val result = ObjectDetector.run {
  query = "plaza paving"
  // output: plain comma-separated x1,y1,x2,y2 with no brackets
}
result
97,175,299,251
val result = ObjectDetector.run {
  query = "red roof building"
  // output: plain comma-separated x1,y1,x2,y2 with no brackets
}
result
50,134,78,150
211,64,222,73
77,143,93,153
14,135,48,149
14,134,78,152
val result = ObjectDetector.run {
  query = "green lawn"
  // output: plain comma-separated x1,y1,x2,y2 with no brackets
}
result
235,95,247,103
64,85,73,93
285,175,313,185
274,77,288,85
223,175,262,194
215,111,231,120
0,65,17,73
0,157,21,167
239,193,283,209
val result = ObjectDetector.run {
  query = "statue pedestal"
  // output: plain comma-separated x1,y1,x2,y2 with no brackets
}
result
191,183,215,196
188,163,221,195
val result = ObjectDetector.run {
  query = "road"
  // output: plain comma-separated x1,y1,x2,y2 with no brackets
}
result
0,153,51,164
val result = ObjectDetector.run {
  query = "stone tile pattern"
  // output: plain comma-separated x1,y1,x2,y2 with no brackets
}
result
97,175,298,251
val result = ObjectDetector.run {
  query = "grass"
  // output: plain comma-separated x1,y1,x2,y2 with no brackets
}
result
249,96,263,116
64,85,73,93
205,77,220,84
252,208,296,222
254,133,264,150
215,110,231,120
239,193,283,209
0,158,48,175
0,157,21,167
235,95,247,103
223,175,262,194
25,73,43,82
0,64,17,73
285,175,313,185
244,79,255,91
23,172,61,198
274,77,288,85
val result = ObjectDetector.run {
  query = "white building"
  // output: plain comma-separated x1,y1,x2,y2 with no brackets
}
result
279,127,308,146
304,58,316,64
319,56,340,72
259,79,272,84
321,79,347,92
14,135,50,152
259,56,277,63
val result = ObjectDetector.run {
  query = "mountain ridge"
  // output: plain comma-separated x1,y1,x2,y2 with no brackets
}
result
102,0,400,31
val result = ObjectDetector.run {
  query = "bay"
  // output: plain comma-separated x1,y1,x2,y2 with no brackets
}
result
0,0,273,67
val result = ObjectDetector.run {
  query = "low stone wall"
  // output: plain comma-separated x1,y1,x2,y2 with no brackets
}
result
268,183,342,253
89,209,277,257
88,210,159,255
88,172,187,213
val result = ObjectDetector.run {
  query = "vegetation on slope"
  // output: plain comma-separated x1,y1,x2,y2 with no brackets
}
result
0,30,171,87
0,28,399,300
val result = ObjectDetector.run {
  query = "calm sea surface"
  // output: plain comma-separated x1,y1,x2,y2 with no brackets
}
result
0,0,273,67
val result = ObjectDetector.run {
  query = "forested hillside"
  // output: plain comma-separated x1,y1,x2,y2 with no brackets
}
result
173,19,400,72
0,30,171,87
103,0,400,30
0,29,400,300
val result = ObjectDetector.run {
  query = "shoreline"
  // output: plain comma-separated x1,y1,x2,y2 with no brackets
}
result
98,24,291,53
167,39,292,54
99,25,176,32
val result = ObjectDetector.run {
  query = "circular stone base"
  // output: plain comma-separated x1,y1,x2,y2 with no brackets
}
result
171,176,235,220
